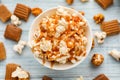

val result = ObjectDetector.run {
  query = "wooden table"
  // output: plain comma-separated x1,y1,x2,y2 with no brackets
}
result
0,0,120,80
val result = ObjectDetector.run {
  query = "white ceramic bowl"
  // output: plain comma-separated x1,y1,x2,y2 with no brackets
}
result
29,6,92,70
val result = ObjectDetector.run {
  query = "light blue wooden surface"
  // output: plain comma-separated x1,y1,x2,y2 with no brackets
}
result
0,0,120,80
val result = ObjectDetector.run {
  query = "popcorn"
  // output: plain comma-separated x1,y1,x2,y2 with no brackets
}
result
109,49,120,61
56,54,70,64
58,18,68,28
13,40,27,54
82,37,87,45
94,32,106,44
59,40,68,54
12,67,29,79
76,76,84,80
71,59,77,63
31,7,88,64
40,38,52,52
11,15,21,26
91,53,104,66
56,6,69,16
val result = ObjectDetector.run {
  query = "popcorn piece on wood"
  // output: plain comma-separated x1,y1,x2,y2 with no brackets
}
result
94,32,106,44
11,15,21,26
12,67,30,80
76,76,84,80
93,13,104,24
13,40,27,54
109,49,120,61
0,42,6,60
91,53,104,66
32,7,42,16
66,0,74,5
5,63,20,80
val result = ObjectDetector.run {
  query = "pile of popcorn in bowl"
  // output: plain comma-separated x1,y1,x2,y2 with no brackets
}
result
29,6,92,70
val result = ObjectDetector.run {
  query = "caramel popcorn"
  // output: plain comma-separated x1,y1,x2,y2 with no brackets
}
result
30,6,88,64
91,53,104,66
79,11,85,16
32,7,42,16
93,13,104,24
66,0,74,5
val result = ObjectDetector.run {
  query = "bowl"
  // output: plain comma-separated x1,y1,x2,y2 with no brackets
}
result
29,6,92,70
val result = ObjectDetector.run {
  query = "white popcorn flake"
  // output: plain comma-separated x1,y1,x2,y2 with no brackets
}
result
76,76,84,80
56,25,66,33
58,18,68,28
76,56,83,60
72,13,78,17
11,15,21,26
34,51,40,58
55,25,66,38
34,30,41,39
94,32,106,44
79,22,85,26
40,38,52,52
59,40,68,54
109,49,120,61
56,54,70,64
12,67,29,79
71,59,77,63
82,37,88,45
13,40,27,54
56,6,69,16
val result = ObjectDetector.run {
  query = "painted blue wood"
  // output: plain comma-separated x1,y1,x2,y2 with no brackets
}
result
0,0,120,80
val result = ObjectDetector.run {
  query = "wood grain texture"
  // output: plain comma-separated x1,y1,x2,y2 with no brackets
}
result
0,0,120,80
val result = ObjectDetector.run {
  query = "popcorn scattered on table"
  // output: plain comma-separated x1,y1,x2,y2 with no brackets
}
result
13,40,27,54
11,15,21,26
94,32,106,44
109,49,120,61
12,67,29,79
76,76,84,80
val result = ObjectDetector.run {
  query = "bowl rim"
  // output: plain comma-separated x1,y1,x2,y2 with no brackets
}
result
29,6,93,70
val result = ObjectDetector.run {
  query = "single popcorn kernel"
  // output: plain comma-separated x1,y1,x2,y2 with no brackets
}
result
66,0,74,5
93,13,104,24
79,11,85,16
32,8,42,16
91,53,104,66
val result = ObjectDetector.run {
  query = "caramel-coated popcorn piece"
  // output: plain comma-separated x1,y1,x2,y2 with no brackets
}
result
93,13,104,24
91,53,104,66
32,7,42,16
